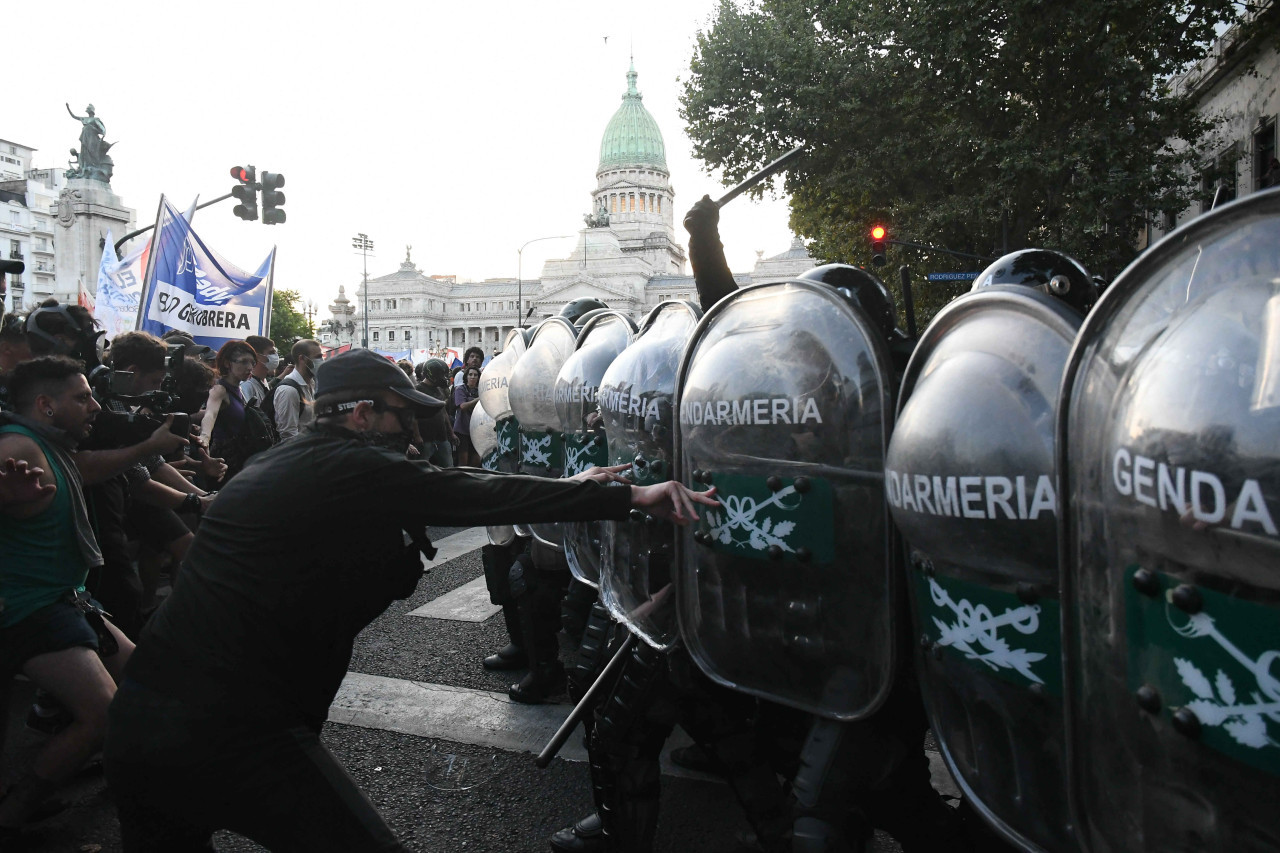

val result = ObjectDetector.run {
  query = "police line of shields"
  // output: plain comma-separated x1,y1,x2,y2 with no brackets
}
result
519,188,1280,852
556,311,637,586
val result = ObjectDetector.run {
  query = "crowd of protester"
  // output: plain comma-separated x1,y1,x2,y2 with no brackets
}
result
0,285,516,846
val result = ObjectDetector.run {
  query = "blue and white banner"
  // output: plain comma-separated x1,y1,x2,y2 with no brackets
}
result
136,197,274,351
94,230,143,340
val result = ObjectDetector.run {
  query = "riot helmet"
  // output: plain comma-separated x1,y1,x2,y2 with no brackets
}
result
972,248,1098,315
559,297,609,327
798,264,898,339
420,357,450,388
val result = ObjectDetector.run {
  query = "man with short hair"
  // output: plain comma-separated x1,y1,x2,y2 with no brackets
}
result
240,335,277,407
452,346,484,387
272,339,321,441
105,348,718,852
0,356,183,837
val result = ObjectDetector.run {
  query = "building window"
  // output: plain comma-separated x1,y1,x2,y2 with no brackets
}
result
404,330,411,341
387,298,397,310
610,194,617,213
388,331,396,341
1257,118,1278,190
322,333,331,343
373,331,380,342
9,211,19,225
1201,147,1238,213
657,197,662,214
639,194,646,212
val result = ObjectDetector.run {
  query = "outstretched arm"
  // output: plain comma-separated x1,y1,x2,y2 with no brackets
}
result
66,103,82,120
684,195,738,311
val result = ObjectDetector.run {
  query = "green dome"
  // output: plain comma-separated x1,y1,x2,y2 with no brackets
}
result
598,62,667,173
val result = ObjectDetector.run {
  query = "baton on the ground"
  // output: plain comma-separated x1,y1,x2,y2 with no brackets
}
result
714,145,805,209
535,632,637,768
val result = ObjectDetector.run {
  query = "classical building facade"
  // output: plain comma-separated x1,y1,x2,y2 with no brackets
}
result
321,63,815,355
1148,5,1279,243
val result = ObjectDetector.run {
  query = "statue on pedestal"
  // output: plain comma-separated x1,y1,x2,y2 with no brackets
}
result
65,103,115,183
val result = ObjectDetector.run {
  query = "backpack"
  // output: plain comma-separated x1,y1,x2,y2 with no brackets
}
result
261,376,306,434
243,396,278,447
444,383,459,422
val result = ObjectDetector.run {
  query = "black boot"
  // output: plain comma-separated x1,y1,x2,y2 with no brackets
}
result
484,605,527,670
509,660,567,704
549,812,605,853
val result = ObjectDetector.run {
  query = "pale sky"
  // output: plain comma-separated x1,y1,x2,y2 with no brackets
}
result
7,0,796,321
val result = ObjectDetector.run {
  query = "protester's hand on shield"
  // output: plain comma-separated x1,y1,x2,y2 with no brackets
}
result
632,480,718,526
570,463,633,486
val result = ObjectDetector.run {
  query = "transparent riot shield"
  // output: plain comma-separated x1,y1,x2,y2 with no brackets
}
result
887,286,1082,852
479,327,530,475
469,397,516,547
675,281,897,720
1059,189,1280,852
556,311,637,587
599,301,702,648
508,317,579,550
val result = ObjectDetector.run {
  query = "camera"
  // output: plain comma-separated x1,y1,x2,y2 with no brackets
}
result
83,343,191,452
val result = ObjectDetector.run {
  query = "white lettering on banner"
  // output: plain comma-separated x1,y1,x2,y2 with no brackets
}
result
147,281,259,338
886,469,1058,520
677,396,824,426
1111,448,1278,536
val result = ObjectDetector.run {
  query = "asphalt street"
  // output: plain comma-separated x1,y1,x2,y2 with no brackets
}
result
0,526,936,852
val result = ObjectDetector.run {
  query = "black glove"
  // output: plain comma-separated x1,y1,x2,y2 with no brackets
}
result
683,194,721,241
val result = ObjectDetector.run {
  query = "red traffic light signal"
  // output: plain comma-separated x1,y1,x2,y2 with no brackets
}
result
230,164,258,221
870,225,888,266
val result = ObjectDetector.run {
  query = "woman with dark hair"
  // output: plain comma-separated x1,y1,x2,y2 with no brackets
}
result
452,366,482,466
201,341,267,484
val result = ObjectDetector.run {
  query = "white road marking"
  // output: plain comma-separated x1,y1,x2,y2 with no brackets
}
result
421,527,490,567
406,528,501,622
408,575,501,622
329,671,707,779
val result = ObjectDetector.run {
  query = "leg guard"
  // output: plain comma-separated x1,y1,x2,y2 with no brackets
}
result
561,577,598,644
569,602,616,704
591,640,675,853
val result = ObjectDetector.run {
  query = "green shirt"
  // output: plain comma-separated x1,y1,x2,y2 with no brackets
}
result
0,423,89,628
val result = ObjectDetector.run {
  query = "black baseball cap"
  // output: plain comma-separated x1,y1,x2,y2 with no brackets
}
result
315,348,444,410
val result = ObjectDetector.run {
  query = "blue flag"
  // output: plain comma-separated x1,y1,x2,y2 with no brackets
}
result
137,197,274,351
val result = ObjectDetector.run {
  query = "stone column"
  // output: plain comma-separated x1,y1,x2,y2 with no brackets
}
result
53,178,136,303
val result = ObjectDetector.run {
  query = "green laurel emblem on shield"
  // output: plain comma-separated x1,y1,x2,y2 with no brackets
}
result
915,571,1062,696
519,427,564,476
496,417,520,466
564,434,608,477
694,472,834,564
1125,566,1280,776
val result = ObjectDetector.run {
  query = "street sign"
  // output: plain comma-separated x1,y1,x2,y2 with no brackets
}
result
927,272,979,282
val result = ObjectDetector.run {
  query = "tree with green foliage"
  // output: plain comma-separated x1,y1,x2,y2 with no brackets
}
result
680,0,1243,325
269,288,314,346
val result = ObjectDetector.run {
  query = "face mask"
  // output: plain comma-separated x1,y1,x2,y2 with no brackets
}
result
367,429,413,456
265,353,280,370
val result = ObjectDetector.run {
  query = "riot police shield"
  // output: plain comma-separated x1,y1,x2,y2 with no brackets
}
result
479,327,531,474
509,317,579,550
470,397,517,548
886,286,1082,852
1060,190,1280,852
556,310,637,587
675,280,897,720
598,301,702,648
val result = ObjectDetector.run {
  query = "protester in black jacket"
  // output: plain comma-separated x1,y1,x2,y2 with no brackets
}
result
104,348,717,853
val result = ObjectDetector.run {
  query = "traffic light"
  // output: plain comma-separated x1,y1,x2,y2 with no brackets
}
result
261,171,286,225
870,225,888,267
230,165,258,222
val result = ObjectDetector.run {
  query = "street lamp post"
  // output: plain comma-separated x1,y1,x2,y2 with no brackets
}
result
517,235,572,329
352,233,374,348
